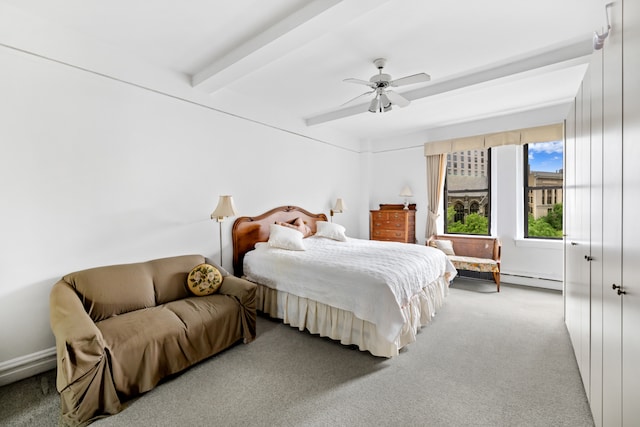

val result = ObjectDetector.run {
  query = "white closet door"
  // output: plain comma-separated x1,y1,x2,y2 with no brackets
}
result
602,1,624,424
564,101,583,368
622,0,640,423
565,85,592,391
576,82,592,392
589,50,604,426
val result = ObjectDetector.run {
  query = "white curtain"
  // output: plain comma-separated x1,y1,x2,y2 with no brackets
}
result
425,154,447,238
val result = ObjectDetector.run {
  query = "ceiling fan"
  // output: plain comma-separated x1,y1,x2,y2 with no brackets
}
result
342,58,430,113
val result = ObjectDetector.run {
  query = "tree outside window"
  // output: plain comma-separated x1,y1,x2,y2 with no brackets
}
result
444,148,490,235
524,141,563,238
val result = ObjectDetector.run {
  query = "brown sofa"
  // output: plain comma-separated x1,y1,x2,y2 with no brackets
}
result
49,254,256,426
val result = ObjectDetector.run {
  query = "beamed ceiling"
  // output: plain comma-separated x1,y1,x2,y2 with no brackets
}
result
0,0,604,148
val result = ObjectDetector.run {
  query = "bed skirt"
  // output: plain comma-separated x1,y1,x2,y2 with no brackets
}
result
254,275,450,358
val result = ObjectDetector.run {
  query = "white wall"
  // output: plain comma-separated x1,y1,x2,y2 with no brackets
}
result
0,47,362,376
491,145,563,286
368,146,428,243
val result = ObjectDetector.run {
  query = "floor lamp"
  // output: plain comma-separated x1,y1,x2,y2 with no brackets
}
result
210,195,238,266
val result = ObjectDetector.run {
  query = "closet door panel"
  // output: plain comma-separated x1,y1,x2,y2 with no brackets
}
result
564,100,582,364
622,0,640,423
601,0,624,424
588,54,604,426
576,81,592,393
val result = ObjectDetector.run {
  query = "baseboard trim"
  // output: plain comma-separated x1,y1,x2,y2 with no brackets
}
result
501,273,563,291
0,347,57,386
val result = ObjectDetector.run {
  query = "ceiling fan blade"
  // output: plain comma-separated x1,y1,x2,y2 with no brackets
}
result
385,90,411,108
341,90,375,107
343,78,376,88
389,72,431,87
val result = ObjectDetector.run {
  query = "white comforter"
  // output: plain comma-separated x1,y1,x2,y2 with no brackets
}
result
243,236,457,342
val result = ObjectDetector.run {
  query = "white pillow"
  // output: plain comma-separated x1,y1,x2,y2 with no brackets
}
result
432,239,455,255
268,224,306,251
315,221,347,242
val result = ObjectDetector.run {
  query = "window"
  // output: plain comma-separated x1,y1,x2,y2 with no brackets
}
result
444,148,491,235
524,141,563,238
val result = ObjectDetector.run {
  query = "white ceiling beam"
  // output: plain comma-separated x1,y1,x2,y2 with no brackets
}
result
192,0,343,92
305,37,594,126
192,0,392,93
191,1,342,94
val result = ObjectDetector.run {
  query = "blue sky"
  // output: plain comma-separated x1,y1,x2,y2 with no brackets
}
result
528,140,563,172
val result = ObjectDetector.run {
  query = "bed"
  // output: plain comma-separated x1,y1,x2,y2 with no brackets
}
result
232,205,457,357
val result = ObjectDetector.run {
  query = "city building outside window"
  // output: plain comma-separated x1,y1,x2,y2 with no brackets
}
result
524,141,563,238
444,148,491,235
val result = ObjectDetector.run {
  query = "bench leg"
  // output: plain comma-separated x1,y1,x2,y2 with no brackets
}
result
493,271,500,292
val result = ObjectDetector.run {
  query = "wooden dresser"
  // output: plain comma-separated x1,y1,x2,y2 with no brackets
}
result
369,204,416,243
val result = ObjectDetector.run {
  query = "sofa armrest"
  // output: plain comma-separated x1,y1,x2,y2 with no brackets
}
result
50,281,107,389
50,281,122,424
219,275,257,306
219,275,257,342
493,239,502,262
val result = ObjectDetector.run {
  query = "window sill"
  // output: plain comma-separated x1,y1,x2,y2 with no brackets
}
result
514,238,563,250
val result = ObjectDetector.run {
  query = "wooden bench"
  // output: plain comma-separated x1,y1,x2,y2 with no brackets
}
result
428,234,502,292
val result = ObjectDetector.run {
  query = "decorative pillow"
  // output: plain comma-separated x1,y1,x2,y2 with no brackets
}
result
293,217,313,238
276,218,313,238
268,223,306,250
275,220,296,230
203,258,230,277
187,263,223,296
430,239,456,256
315,221,347,242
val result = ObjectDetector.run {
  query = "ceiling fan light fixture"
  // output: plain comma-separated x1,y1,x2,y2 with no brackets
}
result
380,93,392,108
368,97,379,113
344,58,429,114
368,92,392,113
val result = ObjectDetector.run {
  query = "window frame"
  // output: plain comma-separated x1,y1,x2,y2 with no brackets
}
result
443,148,491,236
523,143,563,239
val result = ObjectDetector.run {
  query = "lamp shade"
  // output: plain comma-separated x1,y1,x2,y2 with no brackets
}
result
379,93,392,109
333,198,346,213
368,97,379,113
210,195,238,221
399,185,414,197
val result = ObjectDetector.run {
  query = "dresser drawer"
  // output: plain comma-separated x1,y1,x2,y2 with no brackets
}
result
371,211,406,221
371,219,407,230
371,229,407,240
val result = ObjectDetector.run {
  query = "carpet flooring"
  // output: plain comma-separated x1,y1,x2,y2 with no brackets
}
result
0,278,594,426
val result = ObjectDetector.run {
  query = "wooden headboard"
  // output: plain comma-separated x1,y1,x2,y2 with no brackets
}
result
231,206,328,276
